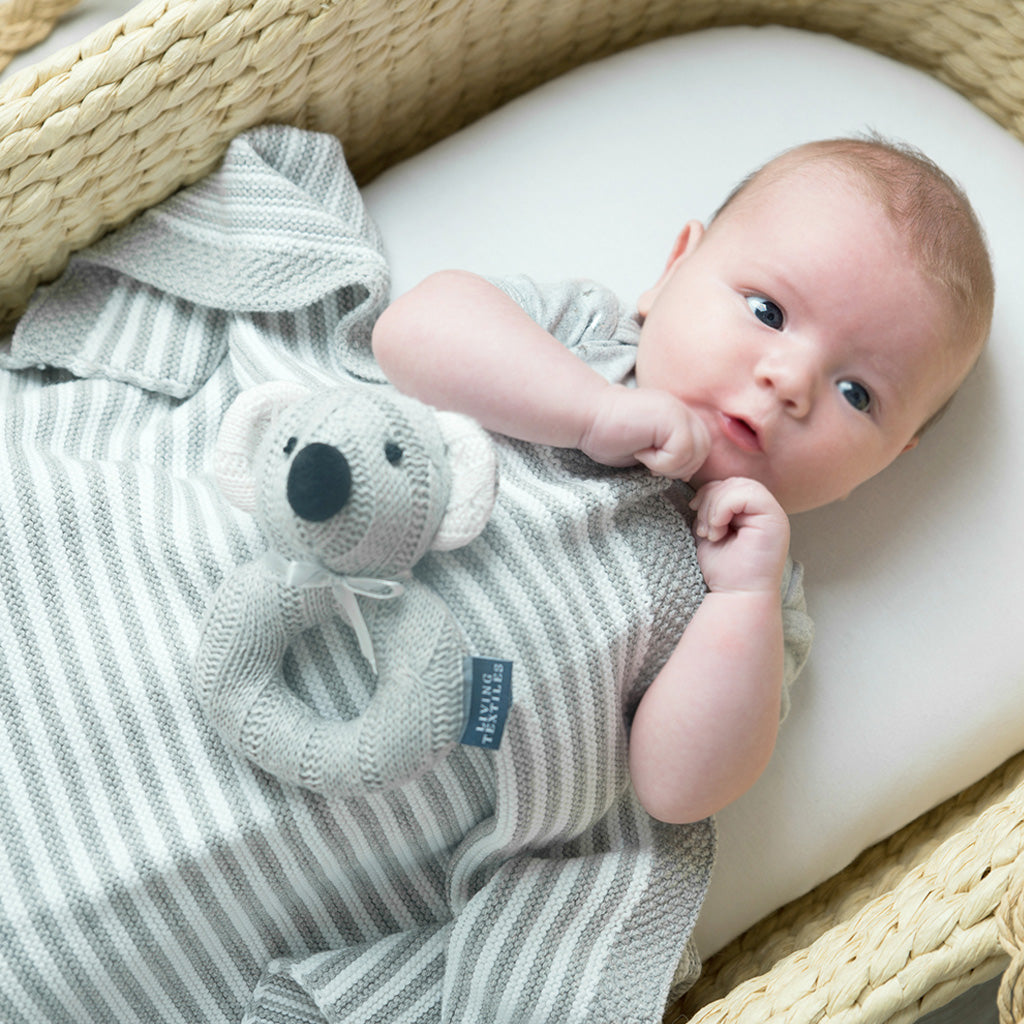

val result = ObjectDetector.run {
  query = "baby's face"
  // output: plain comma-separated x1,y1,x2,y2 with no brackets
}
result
634,165,966,513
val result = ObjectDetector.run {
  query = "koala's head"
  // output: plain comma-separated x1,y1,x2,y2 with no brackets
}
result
214,381,497,576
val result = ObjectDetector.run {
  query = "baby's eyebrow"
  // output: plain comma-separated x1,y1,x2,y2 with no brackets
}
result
743,260,804,308
852,348,906,414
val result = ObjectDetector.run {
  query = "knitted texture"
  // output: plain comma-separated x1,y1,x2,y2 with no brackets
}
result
0,125,812,1024
196,380,496,794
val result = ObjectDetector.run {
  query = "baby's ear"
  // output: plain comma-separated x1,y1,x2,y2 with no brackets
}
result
214,381,311,512
430,412,498,551
637,219,705,317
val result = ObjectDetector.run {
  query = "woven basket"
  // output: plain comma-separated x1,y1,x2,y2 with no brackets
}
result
3,2,1023,1021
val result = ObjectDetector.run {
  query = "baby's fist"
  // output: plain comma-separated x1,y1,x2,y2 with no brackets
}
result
690,477,789,594
579,385,710,480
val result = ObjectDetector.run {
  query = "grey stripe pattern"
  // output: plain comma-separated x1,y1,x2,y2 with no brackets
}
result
0,126,811,1023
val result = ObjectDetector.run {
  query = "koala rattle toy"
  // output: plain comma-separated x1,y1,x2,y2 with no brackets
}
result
194,379,498,795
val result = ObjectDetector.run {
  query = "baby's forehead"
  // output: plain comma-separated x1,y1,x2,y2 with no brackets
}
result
726,154,880,219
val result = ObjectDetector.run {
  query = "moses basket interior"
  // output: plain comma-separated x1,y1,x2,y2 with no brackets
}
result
1,1,1023,1021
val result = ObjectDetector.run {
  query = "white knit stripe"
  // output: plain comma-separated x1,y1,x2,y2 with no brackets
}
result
485,461,627,820
520,857,625,1023
30,462,240,1019
2,478,160,1024
10,452,133,885
356,928,445,1023
312,795,444,937
9,385,341,1014
392,978,444,1024
365,796,454,924
0,654,104,1024
312,932,414,1013
499,471,621,779
0,850,62,1023
113,283,202,393
86,466,207,852
342,928,445,1022
457,871,542,1020
487,857,588,1021
73,379,149,463
561,825,654,1021
153,291,217,393
265,799,408,943
95,467,379,962
444,856,539,1018
160,177,338,243
498,858,593,1021
37,369,79,453
148,289,186,387
0,401,132,1021
13,391,303,1008
86,276,133,373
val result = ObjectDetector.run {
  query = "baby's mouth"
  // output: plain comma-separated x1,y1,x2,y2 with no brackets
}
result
719,413,762,453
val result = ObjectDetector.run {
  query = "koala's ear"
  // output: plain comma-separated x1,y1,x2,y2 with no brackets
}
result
214,381,311,512
431,412,498,551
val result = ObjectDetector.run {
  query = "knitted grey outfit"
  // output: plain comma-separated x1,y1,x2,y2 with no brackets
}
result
0,125,813,1024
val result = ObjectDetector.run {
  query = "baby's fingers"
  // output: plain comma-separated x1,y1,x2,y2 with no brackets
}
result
690,477,770,541
689,478,790,592
690,485,735,543
636,413,711,480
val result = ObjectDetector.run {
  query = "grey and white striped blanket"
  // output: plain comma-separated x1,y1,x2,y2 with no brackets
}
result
0,125,781,1024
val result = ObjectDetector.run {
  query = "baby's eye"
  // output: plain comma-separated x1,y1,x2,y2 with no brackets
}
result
746,295,784,330
838,380,872,413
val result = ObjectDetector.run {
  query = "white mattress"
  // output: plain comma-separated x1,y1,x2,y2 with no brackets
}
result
359,28,1024,956
7,1,1024,960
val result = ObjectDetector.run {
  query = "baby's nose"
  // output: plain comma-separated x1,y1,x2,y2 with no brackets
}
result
755,347,816,416
287,442,352,521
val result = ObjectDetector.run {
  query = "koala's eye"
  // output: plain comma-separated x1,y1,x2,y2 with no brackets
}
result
283,437,298,456
384,440,403,465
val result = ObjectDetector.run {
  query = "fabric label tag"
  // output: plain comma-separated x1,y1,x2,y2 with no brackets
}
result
460,656,512,749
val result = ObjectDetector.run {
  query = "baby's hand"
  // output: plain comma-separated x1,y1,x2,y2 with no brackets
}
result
689,477,790,594
579,385,711,480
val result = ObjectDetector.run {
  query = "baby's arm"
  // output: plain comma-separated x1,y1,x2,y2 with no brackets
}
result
629,477,791,824
372,271,709,477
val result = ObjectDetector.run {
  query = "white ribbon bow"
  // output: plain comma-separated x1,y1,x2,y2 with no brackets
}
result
261,551,406,674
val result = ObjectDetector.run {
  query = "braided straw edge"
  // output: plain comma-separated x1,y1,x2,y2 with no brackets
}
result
997,852,1024,1024
0,2,1022,1016
0,0,81,72
670,748,1024,1023
2,0,1024,328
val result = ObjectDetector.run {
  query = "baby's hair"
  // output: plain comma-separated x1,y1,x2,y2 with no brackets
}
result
713,133,995,436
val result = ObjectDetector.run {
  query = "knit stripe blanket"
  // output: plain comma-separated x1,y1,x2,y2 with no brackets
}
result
0,125,799,1024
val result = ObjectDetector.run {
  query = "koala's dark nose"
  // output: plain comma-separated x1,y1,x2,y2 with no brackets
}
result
287,443,352,522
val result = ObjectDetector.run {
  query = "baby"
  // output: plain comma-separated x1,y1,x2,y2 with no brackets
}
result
372,135,994,825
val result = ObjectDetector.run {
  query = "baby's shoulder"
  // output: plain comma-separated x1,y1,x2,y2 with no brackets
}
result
492,275,638,343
